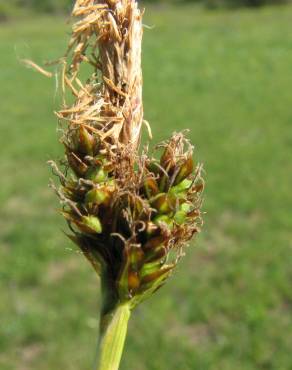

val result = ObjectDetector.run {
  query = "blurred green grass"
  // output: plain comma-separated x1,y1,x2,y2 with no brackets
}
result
1,4,292,370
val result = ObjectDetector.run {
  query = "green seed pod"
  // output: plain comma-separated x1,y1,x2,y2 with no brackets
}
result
159,173,170,192
139,261,162,279
174,202,193,225
80,215,102,234
140,265,173,285
128,270,140,291
117,254,131,299
146,160,161,176
78,125,95,155
129,246,144,271
67,151,88,176
91,155,113,172
85,187,110,206
170,179,192,195
143,235,165,251
180,202,192,213
137,265,174,295
86,166,107,183
144,244,167,263
174,210,187,225
174,156,194,185
126,195,145,218
151,193,173,214
160,146,175,171
144,177,159,199
153,214,174,230
62,184,84,202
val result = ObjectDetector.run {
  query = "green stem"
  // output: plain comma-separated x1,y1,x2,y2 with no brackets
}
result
96,303,131,370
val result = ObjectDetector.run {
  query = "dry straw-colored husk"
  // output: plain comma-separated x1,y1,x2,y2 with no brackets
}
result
58,0,144,151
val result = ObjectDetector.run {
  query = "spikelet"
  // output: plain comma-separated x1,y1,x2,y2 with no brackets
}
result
50,0,204,310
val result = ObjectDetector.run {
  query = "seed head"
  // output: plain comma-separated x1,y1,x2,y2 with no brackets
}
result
50,0,204,309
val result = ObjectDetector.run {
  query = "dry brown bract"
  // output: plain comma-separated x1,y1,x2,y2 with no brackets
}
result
58,0,143,153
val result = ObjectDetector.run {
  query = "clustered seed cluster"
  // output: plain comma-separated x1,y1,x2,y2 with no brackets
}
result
49,0,203,308
51,129,203,306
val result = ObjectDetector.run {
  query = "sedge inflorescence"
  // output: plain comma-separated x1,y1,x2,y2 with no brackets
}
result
49,0,204,308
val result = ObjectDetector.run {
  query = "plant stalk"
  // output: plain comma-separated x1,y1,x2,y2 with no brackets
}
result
96,303,131,370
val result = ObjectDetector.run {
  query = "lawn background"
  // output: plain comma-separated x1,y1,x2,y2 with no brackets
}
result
0,3,292,370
